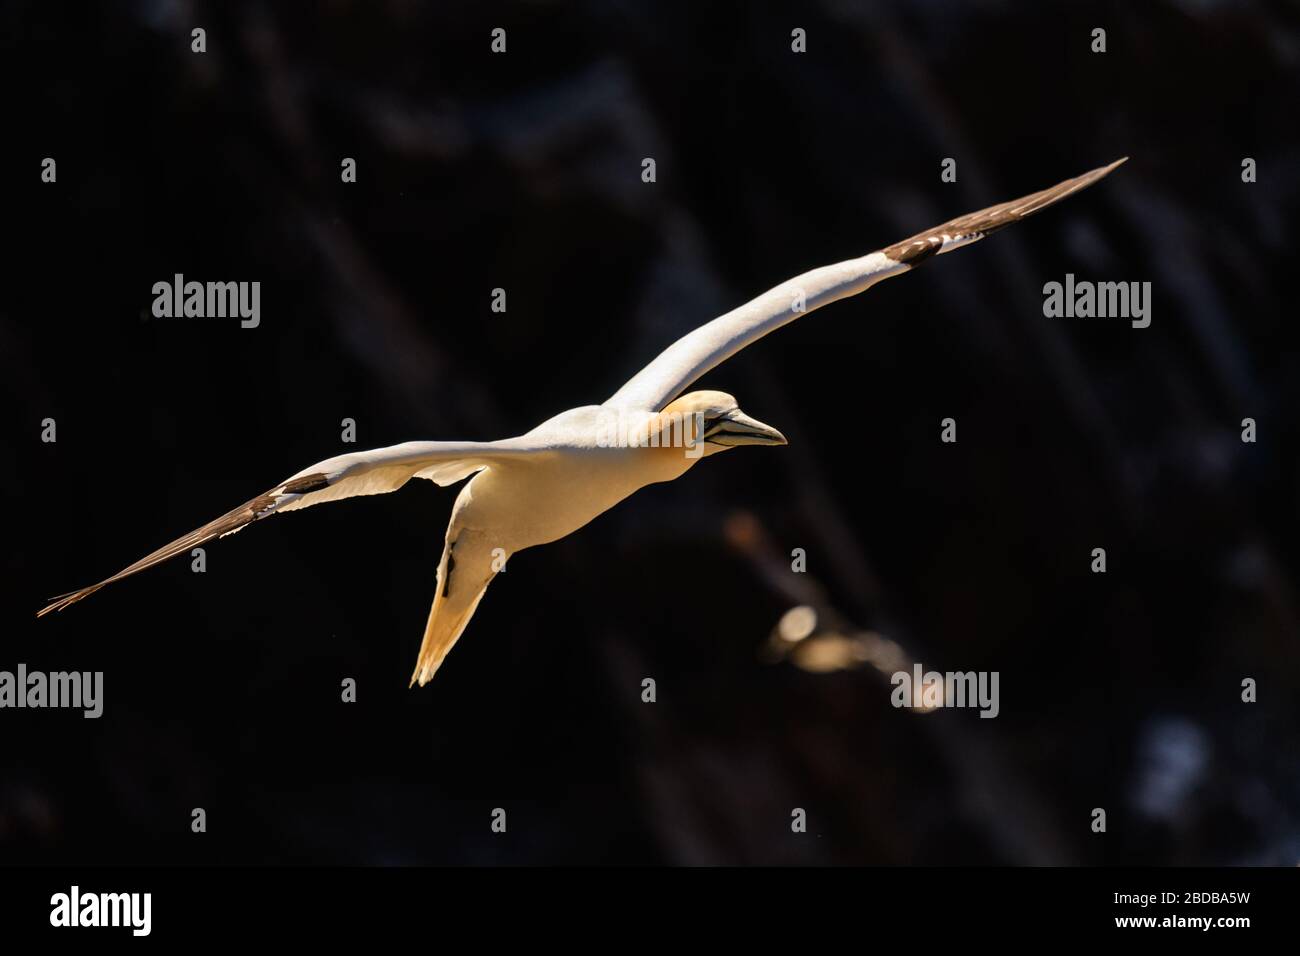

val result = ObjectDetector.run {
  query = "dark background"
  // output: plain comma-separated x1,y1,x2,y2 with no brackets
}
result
4,0,1298,865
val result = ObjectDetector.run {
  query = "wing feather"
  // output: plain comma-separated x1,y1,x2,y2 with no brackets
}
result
605,158,1126,412
37,439,547,616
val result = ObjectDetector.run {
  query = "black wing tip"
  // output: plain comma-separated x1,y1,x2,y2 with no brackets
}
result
1087,155,1128,182
881,156,1129,266
33,483,292,621
36,586,98,618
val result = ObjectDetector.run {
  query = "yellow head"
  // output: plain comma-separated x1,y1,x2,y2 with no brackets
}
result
659,390,787,457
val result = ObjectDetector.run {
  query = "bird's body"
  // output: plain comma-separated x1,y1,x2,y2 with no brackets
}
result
414,404,709,681
40,159,1128,685
494,406,703,545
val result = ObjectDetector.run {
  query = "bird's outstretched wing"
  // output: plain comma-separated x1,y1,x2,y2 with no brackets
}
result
605,158,1127,413
37,439,550,616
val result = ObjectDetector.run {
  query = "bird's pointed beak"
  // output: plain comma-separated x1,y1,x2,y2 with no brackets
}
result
707,410,788,446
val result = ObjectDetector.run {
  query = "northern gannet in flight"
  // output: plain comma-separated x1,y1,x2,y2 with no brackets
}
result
39,159,1126,686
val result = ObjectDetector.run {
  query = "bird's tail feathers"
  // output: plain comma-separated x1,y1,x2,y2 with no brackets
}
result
410,589,489,687
409,533,500,687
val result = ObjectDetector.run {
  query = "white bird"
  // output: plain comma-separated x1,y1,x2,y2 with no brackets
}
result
39,159,1126,686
